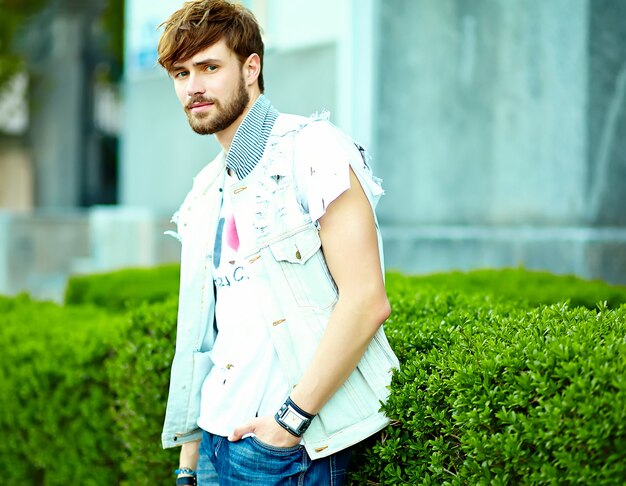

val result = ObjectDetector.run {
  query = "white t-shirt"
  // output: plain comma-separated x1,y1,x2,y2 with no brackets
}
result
197,173,289,436
198,124,376,437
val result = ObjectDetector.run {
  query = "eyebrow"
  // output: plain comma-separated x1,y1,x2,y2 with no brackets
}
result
193,58,221,66
171,58,222,71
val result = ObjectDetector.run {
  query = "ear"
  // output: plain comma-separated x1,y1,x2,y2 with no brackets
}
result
243,53,261,87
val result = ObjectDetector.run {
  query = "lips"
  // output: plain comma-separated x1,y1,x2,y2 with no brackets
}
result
187,97,215,111
189,102,213,110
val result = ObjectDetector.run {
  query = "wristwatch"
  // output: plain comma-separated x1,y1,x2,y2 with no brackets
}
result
274,397,315,437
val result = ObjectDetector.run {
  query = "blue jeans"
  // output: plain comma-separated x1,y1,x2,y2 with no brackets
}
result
197,430,351,485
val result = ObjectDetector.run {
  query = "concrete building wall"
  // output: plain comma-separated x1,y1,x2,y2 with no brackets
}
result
586,0,626,225
28,10,93,208
0,209,179,300
120,72,219,211
376,0,626,283
3,0,626,301
0,212,89,300
0,143,33,210
377,0,589,225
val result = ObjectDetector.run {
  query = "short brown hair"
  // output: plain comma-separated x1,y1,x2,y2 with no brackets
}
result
158,0,265,92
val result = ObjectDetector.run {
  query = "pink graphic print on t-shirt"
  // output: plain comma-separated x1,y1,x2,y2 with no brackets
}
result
225,215,239,251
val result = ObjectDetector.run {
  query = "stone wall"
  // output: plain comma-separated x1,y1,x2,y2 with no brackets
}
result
2,0,625,299
376,0,626,283
0,212,89,300
0,143,33,210
0,209,179,301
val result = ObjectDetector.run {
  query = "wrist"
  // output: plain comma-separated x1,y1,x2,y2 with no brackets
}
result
179,439,200,465
274,396,316,438
174,467,196,486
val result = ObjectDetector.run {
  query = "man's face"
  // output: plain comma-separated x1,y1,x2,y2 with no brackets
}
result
170,40,250,135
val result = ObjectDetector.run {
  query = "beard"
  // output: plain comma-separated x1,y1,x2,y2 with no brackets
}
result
185,75,250,135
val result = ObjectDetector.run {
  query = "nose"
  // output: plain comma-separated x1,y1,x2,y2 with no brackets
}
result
186,72,205,97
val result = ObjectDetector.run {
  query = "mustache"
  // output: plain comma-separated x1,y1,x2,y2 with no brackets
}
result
186,96,217,109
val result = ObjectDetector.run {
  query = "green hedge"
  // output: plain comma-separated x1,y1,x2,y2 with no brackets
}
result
349,291,626,485
5,267,626,484
106,298,179,485
97,269,626,484
386,268,626,309
0,295,127,485
64,264,180,311
65,265,626,312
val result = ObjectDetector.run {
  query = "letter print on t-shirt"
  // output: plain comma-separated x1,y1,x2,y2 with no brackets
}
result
213,211,247,289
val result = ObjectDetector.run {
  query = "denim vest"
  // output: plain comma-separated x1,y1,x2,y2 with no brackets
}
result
161,114,399,459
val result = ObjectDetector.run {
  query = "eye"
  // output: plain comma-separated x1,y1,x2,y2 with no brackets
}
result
174,70,188,79
205,65,218,72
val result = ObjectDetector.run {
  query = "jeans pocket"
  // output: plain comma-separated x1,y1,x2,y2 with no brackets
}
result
213,436,304,484
250,436,303,454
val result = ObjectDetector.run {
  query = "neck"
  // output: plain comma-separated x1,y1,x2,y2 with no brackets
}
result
215,89,261,152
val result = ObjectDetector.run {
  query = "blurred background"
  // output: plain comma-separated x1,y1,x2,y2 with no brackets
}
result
0,0,625,301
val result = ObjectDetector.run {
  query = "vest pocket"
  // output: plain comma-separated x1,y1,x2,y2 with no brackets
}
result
268,227,337,309
269,226,321,263
356,330,399,399
317,369,377,436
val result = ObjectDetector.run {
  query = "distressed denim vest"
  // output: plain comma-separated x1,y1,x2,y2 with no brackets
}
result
162,114,399,460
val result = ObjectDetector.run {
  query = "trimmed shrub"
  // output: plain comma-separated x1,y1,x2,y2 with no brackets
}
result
0,295,127,485
65,264,626,313
349,291,626,485
106,297,179,485
5,267,626,484
64,264,180,311
386,268,626,309
97,268,626,485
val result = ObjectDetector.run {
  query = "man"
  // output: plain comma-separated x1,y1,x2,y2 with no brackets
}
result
157,1,399,484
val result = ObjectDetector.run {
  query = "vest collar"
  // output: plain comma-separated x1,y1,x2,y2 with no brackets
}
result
225,94,279,180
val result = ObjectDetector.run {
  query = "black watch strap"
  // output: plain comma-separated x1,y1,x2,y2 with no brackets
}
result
274,396,316,437
176,476,196,486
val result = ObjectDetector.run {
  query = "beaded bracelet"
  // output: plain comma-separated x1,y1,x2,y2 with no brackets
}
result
174,467,197,486
174,467,196,476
